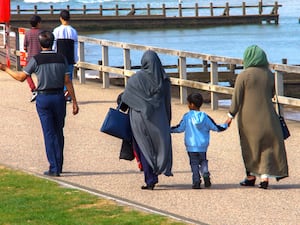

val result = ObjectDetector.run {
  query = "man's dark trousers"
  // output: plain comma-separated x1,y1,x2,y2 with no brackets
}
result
36,92,66,174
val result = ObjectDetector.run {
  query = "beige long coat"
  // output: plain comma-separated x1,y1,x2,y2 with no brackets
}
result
229,67,288,177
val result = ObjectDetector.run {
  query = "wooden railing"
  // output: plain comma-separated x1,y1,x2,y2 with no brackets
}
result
73,35,300,110
1,28,300,111
12,2,280,17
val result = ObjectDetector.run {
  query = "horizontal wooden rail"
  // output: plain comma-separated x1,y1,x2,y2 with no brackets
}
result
72,35,300,110
1,24,299,112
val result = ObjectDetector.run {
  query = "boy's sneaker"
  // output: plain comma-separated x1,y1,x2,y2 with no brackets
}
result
192,182,201,189
66,96,72,103
204,176,211,188
30,91,37,102
64,90,72,103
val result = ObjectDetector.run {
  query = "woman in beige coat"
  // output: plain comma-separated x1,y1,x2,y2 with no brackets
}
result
227,45,288,189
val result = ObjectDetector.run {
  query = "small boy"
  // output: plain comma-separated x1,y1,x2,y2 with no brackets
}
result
171,93,230,189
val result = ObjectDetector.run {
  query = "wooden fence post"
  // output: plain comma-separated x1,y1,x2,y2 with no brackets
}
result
123,48,131,85
242,2,246,15
99,5,103,16
162,4,166,16
273,1,279,15
210,3,214,16
195,3,199,17
259,1,263,15
15,29,21,71
223,2,229,16
274,70,284,114
129,4,135,16
210,61,219,110
179,56,187,104
273,2,279,24
179,4,182,17
203,60,208,72
147,4,151,16
102,45,110,88
78,41,86,84
83,5,87,14
115,4,119,16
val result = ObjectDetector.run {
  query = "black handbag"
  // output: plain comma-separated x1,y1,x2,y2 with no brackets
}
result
119,140,134,161
278,115,290,140
275,94,290,140
100,103,132,141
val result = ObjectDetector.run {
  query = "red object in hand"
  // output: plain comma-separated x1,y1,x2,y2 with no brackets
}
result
0,0,10,23
6,56,10,68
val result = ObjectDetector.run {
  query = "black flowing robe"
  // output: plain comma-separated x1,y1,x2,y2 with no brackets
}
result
122,50,173,175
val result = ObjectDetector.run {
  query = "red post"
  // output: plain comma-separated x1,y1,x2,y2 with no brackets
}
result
0,0,11,67
0,0,10,23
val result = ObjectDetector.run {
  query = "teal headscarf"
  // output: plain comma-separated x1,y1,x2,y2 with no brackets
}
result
243,45,269,69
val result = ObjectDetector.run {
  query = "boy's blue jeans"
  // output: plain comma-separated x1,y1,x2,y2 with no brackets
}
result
188,152,209,184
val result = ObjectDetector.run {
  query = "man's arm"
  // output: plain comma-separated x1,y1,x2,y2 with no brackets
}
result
0,63,27,82
64,74,79,115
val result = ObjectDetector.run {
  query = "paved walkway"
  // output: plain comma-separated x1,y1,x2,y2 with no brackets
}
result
0,72,299,225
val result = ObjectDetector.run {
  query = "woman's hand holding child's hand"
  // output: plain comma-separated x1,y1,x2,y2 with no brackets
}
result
225,118,232,127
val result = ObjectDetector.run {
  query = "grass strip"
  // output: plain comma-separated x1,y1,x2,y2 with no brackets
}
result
0,166,185,225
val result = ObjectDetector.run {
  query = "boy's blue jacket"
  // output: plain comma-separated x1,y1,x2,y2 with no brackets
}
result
171,110,228,152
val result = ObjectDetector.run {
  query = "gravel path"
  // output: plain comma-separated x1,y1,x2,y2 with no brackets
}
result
0,72,299,225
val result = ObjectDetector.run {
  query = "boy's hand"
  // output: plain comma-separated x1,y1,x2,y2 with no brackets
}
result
0,63,7,71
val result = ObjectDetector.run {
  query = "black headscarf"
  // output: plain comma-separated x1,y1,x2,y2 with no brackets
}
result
122,50,170,119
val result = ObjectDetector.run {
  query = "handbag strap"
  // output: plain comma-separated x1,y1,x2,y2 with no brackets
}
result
275,89,282,117
116,100,127,112
116,101,122,110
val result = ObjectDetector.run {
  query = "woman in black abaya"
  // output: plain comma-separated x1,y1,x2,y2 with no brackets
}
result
122,50,173,190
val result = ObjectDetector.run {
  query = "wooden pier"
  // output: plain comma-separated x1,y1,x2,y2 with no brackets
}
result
9,2,281,31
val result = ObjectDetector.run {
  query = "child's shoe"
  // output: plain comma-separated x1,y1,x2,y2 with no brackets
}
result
258,181,269,189
192,182,201,189
204,175,211,188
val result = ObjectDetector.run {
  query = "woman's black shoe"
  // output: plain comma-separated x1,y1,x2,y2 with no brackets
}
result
192,182,201,189
141,184,155,190
240,177,256,186
43,171,60,177
258,181,269,189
